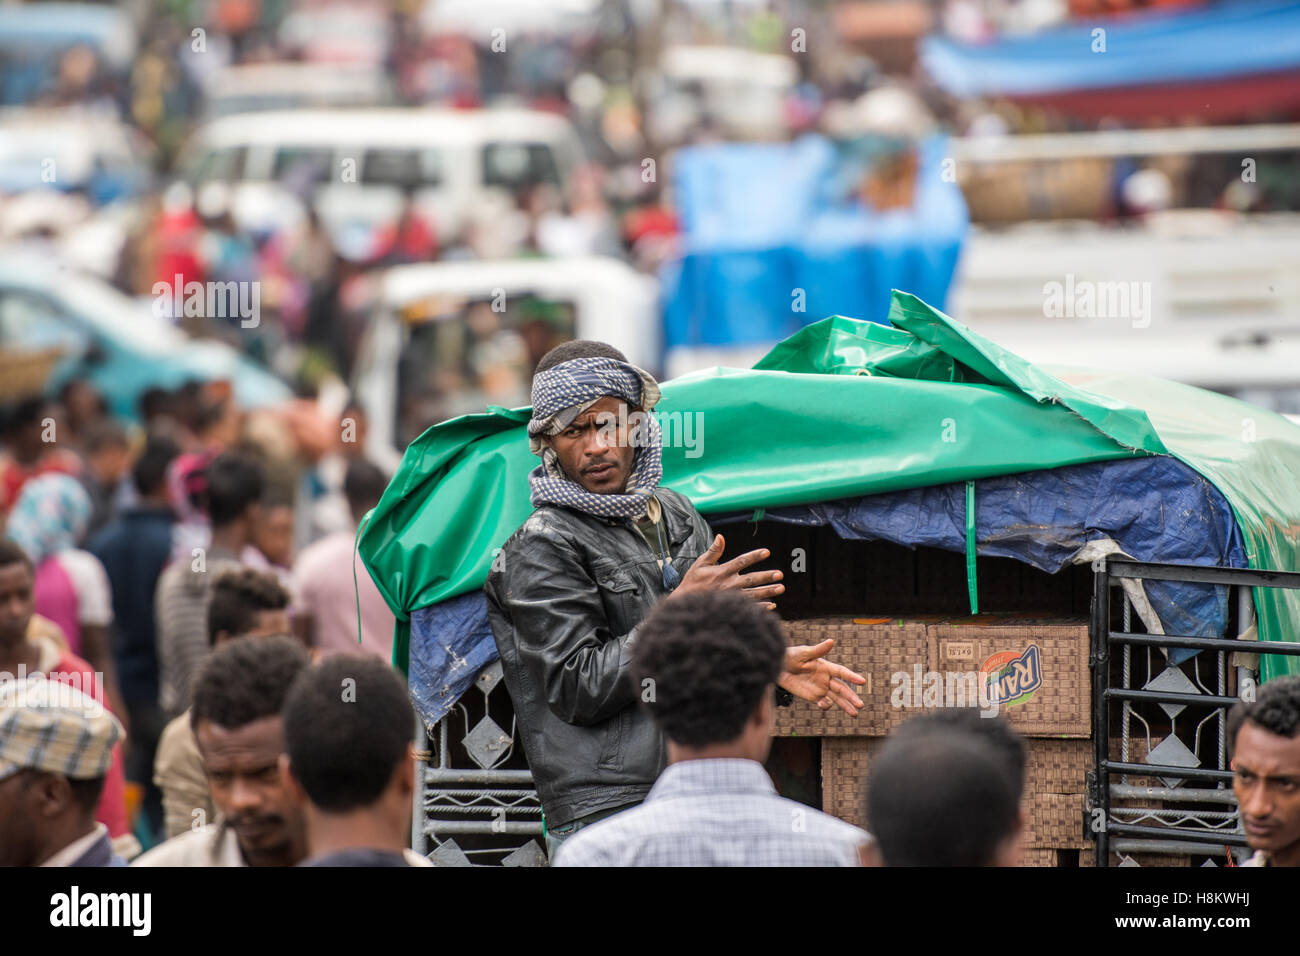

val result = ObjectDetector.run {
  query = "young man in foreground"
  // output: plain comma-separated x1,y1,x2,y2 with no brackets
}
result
554,590,871,866
866,712,1025,867
284,656,429,867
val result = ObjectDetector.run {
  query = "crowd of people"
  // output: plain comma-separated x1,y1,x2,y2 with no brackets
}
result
4,337,1299,869
127,170,645,391
15,0,1154,402
0,642,421,868
0,376,397,855
4,569,1299,869
5,0,1300,877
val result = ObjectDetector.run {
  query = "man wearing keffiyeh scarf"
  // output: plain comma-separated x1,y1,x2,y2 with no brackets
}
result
526,354,665,521
484,341,866,857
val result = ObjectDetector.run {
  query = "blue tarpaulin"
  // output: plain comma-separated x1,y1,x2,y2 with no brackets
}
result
659,135,968,350
409,590,497,731
921,0,1300,98
408,455,1246,730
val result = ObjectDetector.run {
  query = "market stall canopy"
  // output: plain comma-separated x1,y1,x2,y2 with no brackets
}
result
920,0,1300,121
359,290,1300,710
661,135,967,353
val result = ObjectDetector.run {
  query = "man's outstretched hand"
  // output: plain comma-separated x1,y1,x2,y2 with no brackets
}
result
670,534,784,607
780,639,866,716
667,538,863,715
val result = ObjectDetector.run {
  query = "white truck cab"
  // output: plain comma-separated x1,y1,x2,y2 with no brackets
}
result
351,256,660,459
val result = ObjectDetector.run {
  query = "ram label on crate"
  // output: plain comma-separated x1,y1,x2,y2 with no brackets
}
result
981,644,1044,708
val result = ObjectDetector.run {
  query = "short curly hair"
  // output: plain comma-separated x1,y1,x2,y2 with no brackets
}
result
534,340,628,374
207,567,290,645
1228,675,1300,756
631,590,786,747
190,634,310,734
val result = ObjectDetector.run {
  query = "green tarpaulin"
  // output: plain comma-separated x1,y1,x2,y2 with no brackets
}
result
359,291,1300,681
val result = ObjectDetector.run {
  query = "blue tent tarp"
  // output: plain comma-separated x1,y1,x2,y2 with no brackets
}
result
660,135,968,351
921,0,1300,99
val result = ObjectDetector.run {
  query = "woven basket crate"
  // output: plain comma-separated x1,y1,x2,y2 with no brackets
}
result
927,621,1091,737
820,736,878,829
0,347,62,400
960,157,1112,224
774,617,928,737
1027,738,1093,794
1026,791,1088,849
822,737,1094,850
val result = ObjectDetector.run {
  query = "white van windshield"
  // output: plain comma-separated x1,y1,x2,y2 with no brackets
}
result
190,146,246,182
395,293,576,446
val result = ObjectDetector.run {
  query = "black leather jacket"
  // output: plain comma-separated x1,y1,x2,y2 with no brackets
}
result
483,488,713,828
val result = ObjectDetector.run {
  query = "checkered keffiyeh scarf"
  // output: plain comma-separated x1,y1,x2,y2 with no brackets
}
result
527,357,663,518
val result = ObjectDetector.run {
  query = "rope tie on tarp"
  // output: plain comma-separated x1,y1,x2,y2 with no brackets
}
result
965,480,979,615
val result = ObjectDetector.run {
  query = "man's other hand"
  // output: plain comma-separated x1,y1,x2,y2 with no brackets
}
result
779,639,866,716
671,534,784,606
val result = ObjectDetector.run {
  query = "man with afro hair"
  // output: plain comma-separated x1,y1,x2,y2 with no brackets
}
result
553,590,871,866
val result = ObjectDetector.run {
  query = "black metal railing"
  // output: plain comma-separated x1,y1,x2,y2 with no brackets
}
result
1090,557,1300,866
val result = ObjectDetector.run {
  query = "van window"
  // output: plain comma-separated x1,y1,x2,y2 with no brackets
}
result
481,143,560,192
362,149,442,189
272,147,334,184
395,293,576,446
191,147,246,182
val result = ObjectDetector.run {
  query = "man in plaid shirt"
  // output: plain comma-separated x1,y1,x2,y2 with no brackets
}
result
554,590,872,866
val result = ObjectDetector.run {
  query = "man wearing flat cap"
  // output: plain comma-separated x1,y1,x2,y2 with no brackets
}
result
0,675,126,866
485,341,865,858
